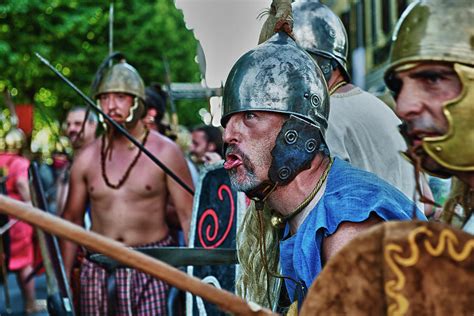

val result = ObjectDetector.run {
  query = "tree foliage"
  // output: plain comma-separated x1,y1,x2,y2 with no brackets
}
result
0,0,204,134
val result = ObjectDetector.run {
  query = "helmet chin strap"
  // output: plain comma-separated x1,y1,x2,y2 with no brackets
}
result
125,97,140,123
246,180,279,211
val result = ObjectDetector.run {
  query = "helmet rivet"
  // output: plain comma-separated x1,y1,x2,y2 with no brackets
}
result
321,64,331,74
310,94,321,107
278,167,291,180
305,139,317,153
284,130,298,144
435,146,443,152
328,29,336,38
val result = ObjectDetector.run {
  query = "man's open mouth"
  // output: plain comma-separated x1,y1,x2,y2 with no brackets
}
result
224,153,243,170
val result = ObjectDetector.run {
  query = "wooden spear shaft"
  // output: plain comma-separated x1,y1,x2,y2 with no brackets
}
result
0,195,275,315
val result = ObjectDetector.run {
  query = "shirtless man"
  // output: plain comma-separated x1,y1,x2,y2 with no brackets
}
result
61,58,194,314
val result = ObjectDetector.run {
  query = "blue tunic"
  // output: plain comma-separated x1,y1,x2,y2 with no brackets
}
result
279,158,426,301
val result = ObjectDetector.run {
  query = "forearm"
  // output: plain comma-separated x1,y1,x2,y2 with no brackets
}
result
60,239,79,279
61,210,85,277
16,178,31,203
181,217,190,246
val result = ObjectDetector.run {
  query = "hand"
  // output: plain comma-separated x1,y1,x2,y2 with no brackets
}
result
202,152,222,165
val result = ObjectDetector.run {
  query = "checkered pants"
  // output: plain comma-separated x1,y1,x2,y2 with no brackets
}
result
80,235,174,315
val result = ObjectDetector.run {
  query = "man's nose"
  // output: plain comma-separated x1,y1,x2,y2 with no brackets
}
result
223,115,240,145
395,84,424,121
101,96,116,110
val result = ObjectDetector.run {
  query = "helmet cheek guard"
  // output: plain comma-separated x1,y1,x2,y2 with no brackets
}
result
269,115,327,185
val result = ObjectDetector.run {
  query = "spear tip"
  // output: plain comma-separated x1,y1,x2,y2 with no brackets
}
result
34,52,49,65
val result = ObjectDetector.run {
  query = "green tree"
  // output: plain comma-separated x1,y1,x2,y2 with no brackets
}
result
0,0,204,139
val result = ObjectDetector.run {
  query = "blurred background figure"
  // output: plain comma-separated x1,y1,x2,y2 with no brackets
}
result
65,106,98,153
56,107,97,216
0,127,43,314
292,0,431,213
144,84,174,137
189,124,223,167
144,85,200,185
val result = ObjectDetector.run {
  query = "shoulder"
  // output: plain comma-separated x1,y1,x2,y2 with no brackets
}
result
8,156,30,180
12,155,30,168
331,87,398,116
326,158,405,199
320,159,420,226
147,130,184,156
71,138,101,169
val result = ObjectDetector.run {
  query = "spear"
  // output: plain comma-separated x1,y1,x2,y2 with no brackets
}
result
108,2,114,65
35,52,194,196
162,56,179,133
0,195,275,315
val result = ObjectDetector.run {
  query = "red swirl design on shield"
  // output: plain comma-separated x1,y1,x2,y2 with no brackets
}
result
198,184,234,249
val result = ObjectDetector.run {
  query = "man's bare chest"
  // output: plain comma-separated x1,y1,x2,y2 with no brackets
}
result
86,154,167,200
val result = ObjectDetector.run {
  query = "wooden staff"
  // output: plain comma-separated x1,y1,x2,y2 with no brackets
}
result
0,195,275,315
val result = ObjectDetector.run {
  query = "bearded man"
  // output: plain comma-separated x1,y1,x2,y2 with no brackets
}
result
61,56,194,314
222,32,426,309
384,0,474,232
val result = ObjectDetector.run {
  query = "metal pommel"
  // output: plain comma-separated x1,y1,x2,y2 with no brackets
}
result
292,1,350,81
221,32,329,138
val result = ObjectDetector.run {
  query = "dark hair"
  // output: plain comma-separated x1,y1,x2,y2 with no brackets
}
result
145,84,167,122
68,106,98,123
193,125,223,156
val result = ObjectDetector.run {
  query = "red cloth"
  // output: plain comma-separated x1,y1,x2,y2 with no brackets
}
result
0,153,34,271
80,235,175,315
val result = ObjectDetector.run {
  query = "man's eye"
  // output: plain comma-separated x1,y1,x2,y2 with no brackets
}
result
423,74,443,84
413,71,448,85
386,76,402,97
244,112,255,120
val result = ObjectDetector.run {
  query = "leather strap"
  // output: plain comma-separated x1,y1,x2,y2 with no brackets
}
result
106,271,117,316
88,247,238,270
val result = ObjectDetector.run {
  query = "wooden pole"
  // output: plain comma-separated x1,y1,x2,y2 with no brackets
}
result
0,195,275,315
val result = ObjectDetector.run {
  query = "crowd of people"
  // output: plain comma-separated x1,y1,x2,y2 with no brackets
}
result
0,0,472,314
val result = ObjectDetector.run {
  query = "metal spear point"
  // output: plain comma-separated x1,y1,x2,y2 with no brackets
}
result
34,52,194,196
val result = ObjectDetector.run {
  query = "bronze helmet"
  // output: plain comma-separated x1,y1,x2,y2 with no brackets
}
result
1,128,26,153
385,0,474,173
94,59,146,126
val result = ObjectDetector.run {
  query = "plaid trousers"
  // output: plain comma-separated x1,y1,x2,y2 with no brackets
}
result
80,235,174,315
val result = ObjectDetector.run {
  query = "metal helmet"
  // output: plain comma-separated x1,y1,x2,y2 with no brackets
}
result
1,128,26,153
94,60,146,126
385,0,474,173
222,32,329,132
222,32,330,195
292,0,350,81
385,0,473,80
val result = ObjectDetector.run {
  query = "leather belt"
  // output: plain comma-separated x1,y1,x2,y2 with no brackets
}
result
88,247,238,270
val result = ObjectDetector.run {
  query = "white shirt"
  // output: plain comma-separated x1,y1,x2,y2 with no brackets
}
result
326,86,418,205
